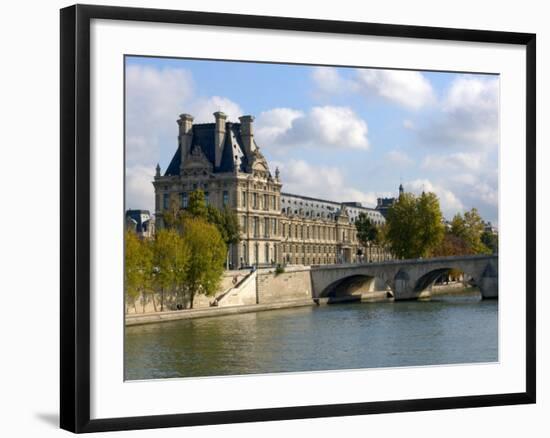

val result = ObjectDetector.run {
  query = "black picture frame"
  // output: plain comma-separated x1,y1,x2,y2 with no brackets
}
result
60,4,536,433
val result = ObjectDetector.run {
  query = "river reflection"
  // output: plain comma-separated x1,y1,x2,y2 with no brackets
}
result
124,290,498,380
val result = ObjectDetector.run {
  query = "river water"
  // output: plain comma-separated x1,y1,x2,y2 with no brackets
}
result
124,290,498,381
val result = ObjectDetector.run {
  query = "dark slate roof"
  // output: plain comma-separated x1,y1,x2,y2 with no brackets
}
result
125,210,152,233
164,122,248,176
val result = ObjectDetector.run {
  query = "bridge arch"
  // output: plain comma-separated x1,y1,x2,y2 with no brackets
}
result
319,274,393,301
413,267,473,294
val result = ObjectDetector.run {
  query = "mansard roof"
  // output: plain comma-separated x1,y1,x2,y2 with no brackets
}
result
281,192,385,223
164,122,248,176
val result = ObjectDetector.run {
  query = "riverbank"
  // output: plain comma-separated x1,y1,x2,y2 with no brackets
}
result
125,299,315,326
125,285,479,326
431,284,480,296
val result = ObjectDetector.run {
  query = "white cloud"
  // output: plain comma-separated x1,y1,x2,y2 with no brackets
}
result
311,67,435,111
449,173,478,185
422,152,484,172
273,160,381,207
126,165,155,214
386,150,414,167
419,147,498,222
255,108,304,144
406,179,464,218
125,65,195,166
125,64,243,210
403,119,415,130
448,173,498,208
418,76,499,149
404,172,498,222
311,67,356,94
192,96,243,123
354,69,436,110
255,106,370,151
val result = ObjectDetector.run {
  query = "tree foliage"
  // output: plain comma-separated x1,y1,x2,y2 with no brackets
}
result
481,230,498,254
164,189,241,248
127,189,235,311
385,191,445,259
125,229,153,311
355,212,378,246
431,233,475,257
181,216,227,307
449,208,490,254
151,228,190,311
207,205,241,246
416,191,445,255
187,189,209,219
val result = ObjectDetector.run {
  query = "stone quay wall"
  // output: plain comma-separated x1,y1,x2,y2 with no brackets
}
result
256,266,313,304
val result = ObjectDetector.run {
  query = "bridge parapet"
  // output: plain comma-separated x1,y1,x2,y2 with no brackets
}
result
310,255,498,300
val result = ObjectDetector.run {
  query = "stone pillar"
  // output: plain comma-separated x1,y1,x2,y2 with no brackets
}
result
214,111,227,168
177,114,194,170
392,268,421,300
478,262,499,299
239,115,255,157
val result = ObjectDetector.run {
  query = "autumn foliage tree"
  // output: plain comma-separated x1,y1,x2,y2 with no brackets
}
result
431,233,475,257
126,189,236,312
125,229,153,312
151,228,190,311
449,208,491,255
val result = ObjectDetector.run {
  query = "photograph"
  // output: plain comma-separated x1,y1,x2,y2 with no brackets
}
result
123,56,500,381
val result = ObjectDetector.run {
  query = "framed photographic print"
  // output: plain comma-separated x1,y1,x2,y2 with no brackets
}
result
60,4,536,433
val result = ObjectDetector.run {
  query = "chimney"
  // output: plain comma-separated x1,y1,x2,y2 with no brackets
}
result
239,115,255,157
214,111,227,168
177,114,194,169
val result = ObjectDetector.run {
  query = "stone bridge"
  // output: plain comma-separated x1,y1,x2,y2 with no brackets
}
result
310,255,498,300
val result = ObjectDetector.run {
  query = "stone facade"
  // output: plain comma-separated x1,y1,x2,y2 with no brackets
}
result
153,112,391,268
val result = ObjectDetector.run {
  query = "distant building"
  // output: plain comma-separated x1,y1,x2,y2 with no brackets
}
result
483,221,498,235
153,111,391,268
126,209,155,238
375,183,403,218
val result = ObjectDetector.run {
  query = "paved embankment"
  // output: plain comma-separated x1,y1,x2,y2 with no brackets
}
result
126,299,315,326
430,285,479,296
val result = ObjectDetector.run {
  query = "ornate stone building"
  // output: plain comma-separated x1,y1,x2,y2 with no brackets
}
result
153,112,390,268
125,209,155,239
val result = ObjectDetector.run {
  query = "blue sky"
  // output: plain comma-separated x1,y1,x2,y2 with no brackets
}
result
125,56,499,224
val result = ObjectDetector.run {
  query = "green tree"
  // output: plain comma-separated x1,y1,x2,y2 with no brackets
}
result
162,189,208,232
207,206,241,245
385,191,444,259
386,192,419,259
450,208,490,254
151,228,190,311
355,212,378,261
416,191,445,256
124,230,153,313
208,205,241,268
187,189,209,219
181,216,227,308
481,231,498,254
